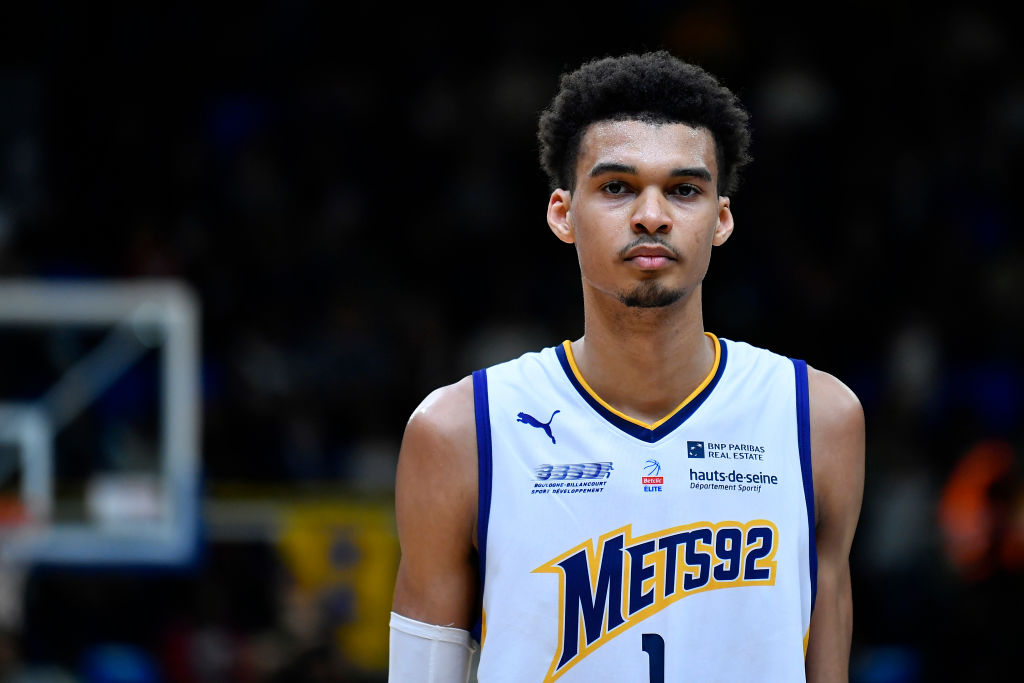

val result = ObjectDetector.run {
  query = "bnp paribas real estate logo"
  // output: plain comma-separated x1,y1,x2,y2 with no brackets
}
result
687,441,705,458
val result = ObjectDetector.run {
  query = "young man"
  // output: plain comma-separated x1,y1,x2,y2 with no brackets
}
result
390,51,864,682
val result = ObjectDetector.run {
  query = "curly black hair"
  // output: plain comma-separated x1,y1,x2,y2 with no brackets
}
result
537,50,752,196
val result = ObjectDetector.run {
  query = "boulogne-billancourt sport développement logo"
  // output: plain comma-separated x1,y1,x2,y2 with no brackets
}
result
532,461,613,496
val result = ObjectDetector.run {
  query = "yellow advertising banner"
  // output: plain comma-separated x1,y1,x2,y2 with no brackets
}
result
275,497,398,673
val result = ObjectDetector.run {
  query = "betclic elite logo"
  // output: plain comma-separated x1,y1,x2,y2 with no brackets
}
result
642,459,663,492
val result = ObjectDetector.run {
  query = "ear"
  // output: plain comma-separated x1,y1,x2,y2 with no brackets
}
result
712,196,734,246
546,188,575,244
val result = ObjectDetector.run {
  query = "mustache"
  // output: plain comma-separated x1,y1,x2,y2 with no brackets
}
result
617,236,681,260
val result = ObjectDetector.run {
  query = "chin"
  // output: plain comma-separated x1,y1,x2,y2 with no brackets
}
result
619,282,685,308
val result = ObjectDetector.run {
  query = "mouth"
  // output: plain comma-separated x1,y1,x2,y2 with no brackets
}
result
628,255,673,269
622,243,678,270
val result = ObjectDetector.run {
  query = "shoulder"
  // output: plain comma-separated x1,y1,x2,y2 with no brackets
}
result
806,368,864,432
402,374,477,450
397,374,481,501
806,365,864,447
398,375,478,493
805,365,865,529
396,375,478,523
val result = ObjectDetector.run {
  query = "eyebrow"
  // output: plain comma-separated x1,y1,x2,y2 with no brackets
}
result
588,162,712,183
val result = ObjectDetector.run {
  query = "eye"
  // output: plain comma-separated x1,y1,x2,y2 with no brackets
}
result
601,180,631,195
669,184,700,197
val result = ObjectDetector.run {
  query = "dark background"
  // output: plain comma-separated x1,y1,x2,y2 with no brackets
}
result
1,2,1022,681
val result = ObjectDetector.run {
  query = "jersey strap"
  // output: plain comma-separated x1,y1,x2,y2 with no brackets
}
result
791,357,817,610
471,368,493,643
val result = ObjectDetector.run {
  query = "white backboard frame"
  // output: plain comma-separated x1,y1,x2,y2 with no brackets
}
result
0,279,201,567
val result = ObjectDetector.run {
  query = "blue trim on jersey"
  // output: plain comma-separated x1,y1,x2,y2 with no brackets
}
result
791,358,817,611
554,339,729,443
472,368,493,643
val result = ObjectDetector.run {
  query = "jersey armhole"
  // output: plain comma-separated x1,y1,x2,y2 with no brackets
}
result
791,357,817,611
471,369,493,643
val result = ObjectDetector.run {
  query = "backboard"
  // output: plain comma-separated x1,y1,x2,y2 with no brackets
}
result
0,279,201,568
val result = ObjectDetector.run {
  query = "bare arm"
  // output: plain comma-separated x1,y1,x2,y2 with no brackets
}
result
805,366,865,682
391,375,480,629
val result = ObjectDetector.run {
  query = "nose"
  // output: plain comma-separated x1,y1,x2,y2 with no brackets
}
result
631,187,671,235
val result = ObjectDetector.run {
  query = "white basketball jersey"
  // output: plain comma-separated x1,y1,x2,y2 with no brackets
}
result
470,333,816,683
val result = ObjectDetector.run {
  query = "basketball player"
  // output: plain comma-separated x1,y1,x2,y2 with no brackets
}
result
389,51,864,682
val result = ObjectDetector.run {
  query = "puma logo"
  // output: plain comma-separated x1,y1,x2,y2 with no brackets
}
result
517,410,561,444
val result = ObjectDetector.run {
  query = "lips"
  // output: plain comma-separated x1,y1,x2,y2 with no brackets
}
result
623,243,677,269
630,255,671,269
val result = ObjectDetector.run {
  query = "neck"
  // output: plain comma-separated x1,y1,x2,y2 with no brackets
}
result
570,286,714,424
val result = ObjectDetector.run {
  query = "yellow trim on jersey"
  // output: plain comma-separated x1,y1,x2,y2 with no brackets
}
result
803,627,809,657
560,332,721,430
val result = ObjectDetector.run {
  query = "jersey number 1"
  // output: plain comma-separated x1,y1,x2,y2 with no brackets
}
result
642,633,665,683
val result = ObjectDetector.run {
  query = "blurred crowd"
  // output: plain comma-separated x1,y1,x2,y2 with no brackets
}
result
0,2,1022,681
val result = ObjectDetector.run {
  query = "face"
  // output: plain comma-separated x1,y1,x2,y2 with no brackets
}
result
547,120,733,309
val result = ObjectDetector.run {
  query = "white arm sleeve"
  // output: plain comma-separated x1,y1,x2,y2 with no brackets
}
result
389,611,479,683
